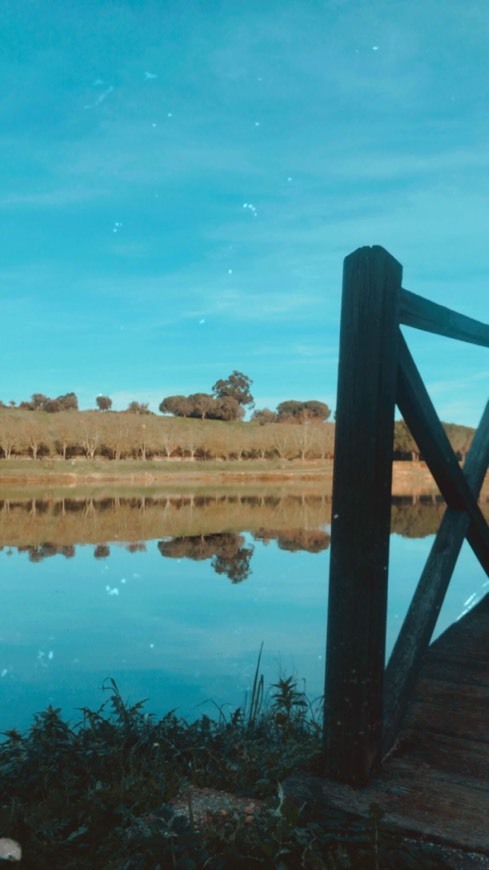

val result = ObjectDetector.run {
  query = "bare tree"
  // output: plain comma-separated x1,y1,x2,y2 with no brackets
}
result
0,412,19,458
158,419,180,458
20,415,46,459
79,414,101,460
52,412,78,459
100,414,132,460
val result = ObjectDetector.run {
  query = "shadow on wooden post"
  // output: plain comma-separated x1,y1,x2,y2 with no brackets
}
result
324,246,402,785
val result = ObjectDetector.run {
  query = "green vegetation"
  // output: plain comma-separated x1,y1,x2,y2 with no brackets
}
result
1,372,476,470
0,678,452,868
253,400,332,425
159,370,258,421
393,419,474,462
0,407,477,470
3,371,332,426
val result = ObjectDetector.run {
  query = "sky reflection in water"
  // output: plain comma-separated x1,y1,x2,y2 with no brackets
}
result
0,518,487,734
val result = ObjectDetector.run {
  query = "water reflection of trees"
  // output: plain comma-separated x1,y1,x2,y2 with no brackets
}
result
0,492,332,549
17,543,76,562
158,533,254,583
1,494,487,571
390,496,446,538
255,528,330,552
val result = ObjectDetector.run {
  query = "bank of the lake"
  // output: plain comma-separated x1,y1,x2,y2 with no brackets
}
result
0,457,468,499
1,677,461,869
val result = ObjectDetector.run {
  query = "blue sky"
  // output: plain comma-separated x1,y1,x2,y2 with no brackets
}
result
1,0,488,424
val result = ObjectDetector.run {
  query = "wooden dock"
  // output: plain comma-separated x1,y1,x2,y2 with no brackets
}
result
321,592,489,856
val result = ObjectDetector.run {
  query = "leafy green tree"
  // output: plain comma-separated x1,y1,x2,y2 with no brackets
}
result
96,395,112,411
44,399,62,413
302,400,331,421
127,401,150,415
210,396,244,421
30,393,49,410
57,392,78,411
187,393,216,420
251,408,278,425
443,422,474,461
212,370,254,410
276,400,304,422
394,420,420,461
277,400,330,423
159,395,192,417
23,392,78,412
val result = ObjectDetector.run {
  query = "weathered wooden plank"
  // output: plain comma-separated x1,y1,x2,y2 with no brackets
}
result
423,589,489,662
320,766,489,853
324,245,402,785
319,594,489,853
406,683,489,740
398,731,489,781
396,334,489,573
420,655,489,684
382,400,489,752
400,287,489,348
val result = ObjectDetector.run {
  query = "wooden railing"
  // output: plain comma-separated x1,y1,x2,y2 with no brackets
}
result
323,245,489,786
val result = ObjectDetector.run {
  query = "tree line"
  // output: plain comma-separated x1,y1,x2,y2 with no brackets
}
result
3,498,476,560
0,369,331,423
0,366,475,463
393,419,474,462
0,407,476,464
0,408,335,462
1,371,332,425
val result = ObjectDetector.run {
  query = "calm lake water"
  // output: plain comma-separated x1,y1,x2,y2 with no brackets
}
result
0,490,487,734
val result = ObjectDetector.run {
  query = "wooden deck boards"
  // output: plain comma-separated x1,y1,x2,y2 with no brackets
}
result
319,592,489,855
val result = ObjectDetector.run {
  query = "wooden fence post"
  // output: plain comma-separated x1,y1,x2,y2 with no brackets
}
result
324,245,402,785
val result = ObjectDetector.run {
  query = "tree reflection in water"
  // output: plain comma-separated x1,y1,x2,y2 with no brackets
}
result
1,493,479,578
158,533,254,583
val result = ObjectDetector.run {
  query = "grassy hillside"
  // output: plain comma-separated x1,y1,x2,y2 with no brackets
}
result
0,409,335,463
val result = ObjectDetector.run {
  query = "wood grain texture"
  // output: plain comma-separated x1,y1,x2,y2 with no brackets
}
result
400,287,489,348
324,245,402,784
322,594,489,854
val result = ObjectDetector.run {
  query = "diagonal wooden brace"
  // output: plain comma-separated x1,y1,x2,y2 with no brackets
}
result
383,398,489,753
396,331,489,575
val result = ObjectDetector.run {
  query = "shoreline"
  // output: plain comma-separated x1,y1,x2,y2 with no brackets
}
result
0,458,432,487
0,458,487,499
